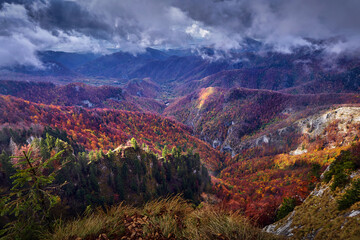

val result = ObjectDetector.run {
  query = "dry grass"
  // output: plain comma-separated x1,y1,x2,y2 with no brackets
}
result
46,204,137,240
184,208,280,240
46,195,282,240
142,196,193,238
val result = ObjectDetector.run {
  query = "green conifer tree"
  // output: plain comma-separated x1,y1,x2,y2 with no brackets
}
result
0,148,66,240
130,137,139,150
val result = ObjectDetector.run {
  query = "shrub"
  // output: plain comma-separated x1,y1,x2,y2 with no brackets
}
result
331,172,350,191
310,163,321,179
323,148,359,191
308,163,321,190
276,198,296,221
337,179,360,210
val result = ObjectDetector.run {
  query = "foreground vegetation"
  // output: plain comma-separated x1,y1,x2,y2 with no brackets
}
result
47,196,282,240
0,140,278,239
0,126,212,239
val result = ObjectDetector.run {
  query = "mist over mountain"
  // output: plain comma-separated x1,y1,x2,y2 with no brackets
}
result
1,0,360,68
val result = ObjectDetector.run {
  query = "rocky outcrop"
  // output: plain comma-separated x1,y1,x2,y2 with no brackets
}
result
296,107,360,138
225,106,360,157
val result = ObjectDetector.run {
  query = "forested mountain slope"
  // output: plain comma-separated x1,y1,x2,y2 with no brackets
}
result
0,80,165,113
0,95,224,171
164,87,360,156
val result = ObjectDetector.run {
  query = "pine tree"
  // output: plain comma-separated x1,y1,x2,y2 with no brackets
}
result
162,145,169,160
130,137,139,150
0,148,66,240
171,146,181,158
114,174,124,200
338,179,360,210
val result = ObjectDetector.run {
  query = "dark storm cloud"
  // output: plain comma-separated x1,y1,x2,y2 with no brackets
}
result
0,0,107,67
171,0,360,53
28,0,112,39
0,0,360,67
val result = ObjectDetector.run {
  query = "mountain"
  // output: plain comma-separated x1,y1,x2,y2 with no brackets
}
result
175,66,313,96
38,51,100,69
123,78,162,99
164,86,360,156
128,55,230,84
76,51,232,84
73,47,360,98
0,80,165,113
174,52,360,97
0,51,99,78
2,47,360,95
76,48,171,79
282,65,360,94
0,62,76,77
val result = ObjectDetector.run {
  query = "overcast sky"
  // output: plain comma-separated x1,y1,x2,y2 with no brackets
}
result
0,0,360,67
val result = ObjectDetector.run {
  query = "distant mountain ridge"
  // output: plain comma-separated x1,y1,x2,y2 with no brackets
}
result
1,46,360,97
0,80,165,113
38,51,100,69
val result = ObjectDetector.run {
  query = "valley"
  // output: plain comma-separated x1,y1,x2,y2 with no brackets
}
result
1,47,360,239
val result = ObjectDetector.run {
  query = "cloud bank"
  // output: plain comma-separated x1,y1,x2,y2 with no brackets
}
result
0,0,360,67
